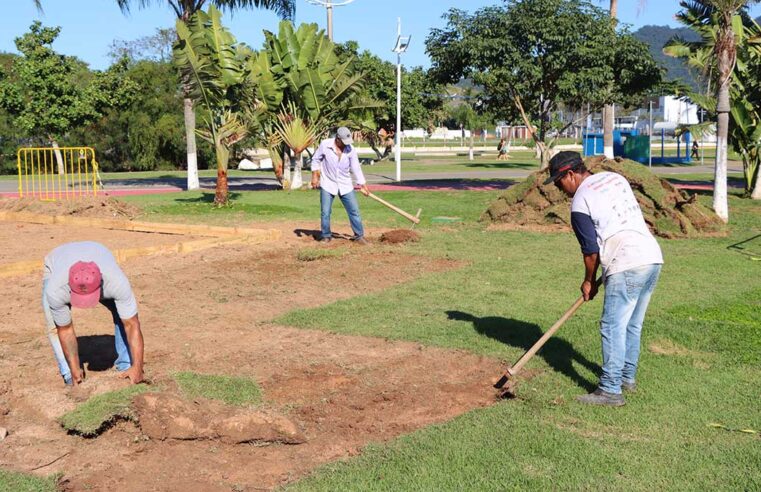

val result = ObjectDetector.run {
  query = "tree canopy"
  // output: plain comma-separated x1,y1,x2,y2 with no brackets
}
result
0,22,136,145
426,0,663,166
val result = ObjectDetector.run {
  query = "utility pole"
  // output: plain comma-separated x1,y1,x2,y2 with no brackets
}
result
392,18,410,182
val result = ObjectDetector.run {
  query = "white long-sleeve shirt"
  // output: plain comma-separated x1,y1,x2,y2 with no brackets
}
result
311,138,366,196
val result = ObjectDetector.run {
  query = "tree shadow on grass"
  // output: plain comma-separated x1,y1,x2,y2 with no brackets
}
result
174,192,242,203
78,335,117,372
464,161,535,169
447,311,599,392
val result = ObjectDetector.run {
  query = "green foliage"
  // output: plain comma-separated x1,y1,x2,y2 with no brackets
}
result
426,0,663,162
69,59,214,172
173,5,254,203
115,0,296,20
273,101,318,153
0,470,58,492
58,385,151,437
665,1,761,194
260,21,382,137
335,42,446,132
174,371,262,406
0,22,136,144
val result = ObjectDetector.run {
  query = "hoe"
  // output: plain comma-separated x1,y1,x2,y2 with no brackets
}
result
494,278,602,398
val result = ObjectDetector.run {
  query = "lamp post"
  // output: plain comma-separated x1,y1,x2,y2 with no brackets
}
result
392,18,410,182
648,100,653,168
306,0,356,41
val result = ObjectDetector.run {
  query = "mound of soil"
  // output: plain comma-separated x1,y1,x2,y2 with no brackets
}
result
380,229,420,244
133,392,305,444
482,156,725,238
0,196,140,220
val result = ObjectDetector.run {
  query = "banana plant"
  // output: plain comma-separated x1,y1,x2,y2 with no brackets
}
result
256,21,383,180
173,5,252,205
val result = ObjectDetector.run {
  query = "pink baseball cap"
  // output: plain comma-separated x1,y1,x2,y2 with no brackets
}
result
68,261,102,308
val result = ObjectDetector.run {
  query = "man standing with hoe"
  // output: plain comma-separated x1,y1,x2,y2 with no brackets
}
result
546,152,663,406
311,127,370,244
42,241,145,386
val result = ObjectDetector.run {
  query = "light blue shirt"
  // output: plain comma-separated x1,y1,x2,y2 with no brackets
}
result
43,241,138,326
311,138,366,196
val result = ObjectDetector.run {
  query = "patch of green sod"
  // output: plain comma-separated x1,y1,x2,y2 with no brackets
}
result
59,385,151,437
173,372,262,406
297,247,347,262
276,193,761,490
121,189,501,229
0,470,59,492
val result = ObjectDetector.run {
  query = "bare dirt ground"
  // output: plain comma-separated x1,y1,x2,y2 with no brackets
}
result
0,220,502,491
0,221,203,265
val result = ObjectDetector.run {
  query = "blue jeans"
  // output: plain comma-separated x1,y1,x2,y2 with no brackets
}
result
320,188,364,239
42,280,132,385
598,264,662,394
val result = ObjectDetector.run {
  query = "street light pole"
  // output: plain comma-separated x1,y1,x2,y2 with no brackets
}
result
326,2,333,40
648,100,653,168
306,0,356,42
396,20,402,182
392,18,410,182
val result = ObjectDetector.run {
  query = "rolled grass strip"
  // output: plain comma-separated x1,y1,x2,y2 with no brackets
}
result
59,385,151,437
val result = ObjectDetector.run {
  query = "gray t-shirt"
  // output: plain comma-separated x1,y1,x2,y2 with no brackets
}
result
43,241,138,327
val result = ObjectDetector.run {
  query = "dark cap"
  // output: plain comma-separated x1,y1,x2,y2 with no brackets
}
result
543,151,584,185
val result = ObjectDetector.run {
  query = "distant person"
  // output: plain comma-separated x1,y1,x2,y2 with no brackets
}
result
497,138,510,160
546,152,663,407
43,241,145,386
310,127,370,244
691,140,699,159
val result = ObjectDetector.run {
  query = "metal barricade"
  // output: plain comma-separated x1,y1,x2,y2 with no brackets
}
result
16,147,100,200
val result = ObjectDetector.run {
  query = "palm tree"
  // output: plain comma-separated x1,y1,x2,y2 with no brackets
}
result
273,102,319,190
115,0,295,191
666,1,761,203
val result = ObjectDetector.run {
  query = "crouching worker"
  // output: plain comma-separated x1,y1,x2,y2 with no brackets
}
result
42,241,144,386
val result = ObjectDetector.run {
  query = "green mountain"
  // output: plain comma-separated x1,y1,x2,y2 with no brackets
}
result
633,24,702,90
633,17,761,91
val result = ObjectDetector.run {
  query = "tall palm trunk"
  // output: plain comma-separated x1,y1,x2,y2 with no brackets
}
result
713,23,735,223
292,151,303,189
751,164,761,199
603,0,618,159
213,142,230,206
49,136,65,174
184,96,200,190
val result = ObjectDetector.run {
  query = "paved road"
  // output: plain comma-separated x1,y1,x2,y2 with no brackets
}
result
0,162,744,196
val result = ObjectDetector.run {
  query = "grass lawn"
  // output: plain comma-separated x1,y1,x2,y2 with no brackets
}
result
121,188,501,228
266,194,758,490
4,174,759,490
0,470,59,492
174,372,262,406
122,184,761,490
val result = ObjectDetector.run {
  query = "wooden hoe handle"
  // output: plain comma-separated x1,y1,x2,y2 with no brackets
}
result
367,192,421,224
494,278,602,388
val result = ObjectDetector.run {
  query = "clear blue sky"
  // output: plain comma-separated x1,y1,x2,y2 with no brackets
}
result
2,1,760,70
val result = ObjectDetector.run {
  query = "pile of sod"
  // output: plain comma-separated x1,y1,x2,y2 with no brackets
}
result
482,156,725,238
59,385,151,437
